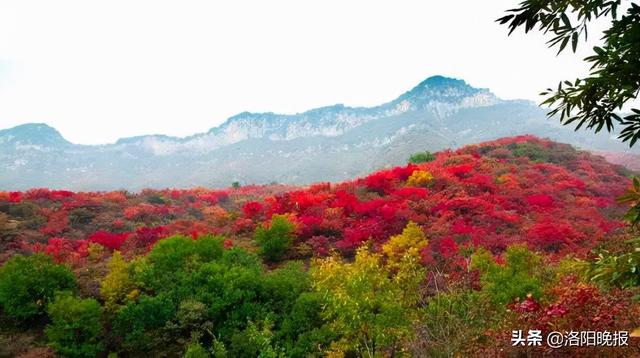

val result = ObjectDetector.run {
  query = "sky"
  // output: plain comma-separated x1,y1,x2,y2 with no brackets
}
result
0,0,621,144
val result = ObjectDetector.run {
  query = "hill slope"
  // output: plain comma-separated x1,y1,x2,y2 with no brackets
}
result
0,136,631,259
1,136,638,357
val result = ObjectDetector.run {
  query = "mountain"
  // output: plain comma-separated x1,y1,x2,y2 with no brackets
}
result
0,76,638,191
593,151,640,171
0,123,71,149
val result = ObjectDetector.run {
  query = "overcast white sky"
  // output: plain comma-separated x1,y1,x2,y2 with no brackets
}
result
0,0,618,144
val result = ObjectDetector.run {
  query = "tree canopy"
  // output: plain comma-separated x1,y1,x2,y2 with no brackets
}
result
498,0,640,146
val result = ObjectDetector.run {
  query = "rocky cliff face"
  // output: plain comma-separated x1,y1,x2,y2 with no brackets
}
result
1,76,636,190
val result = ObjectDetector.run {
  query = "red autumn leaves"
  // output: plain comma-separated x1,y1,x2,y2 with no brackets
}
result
0,136,631,268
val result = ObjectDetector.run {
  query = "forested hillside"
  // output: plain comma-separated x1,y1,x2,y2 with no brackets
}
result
1,136,638,357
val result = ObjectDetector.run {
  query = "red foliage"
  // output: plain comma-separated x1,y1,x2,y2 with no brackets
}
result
198,190,229,204
0,136,630,267
447,163,474,178
9,191,22,203
362,164,417,194
31,237,89,264
89,231,131,251
134,226,168,246
40,210,69,236
451,218,474,235
123,203,168,220
309,235,331,256
391,187,429,200
242,201,264,219
24,188,74,201
510,276,639,335
2,135,634,357
526,194,554,208
233,218,255,234
527,219,584,252
438,236,459,258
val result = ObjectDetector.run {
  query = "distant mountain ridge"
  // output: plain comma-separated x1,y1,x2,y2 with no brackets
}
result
1,76,637,190
108,76,504,155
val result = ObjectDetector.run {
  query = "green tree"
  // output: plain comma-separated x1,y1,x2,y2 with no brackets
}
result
255,215,295,262
191,257,265,338
470,245,550,306
262,261,310,313
183,332,211,358
498,1,640,146
408,151,436,164
147,234,225,275
113,294,177,354
0,253,76,322
45,292,104,358
230,320,285,358
280,292,335,357
184,343,210,358
138,234,225,294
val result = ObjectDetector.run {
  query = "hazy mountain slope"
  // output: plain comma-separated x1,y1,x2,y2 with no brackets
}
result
0,76,637,190
593,152,640,171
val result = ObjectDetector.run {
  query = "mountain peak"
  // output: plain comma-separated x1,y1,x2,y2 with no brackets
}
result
393,75,500,110
419,75,468,88
403,75,476,97
0,123,70,147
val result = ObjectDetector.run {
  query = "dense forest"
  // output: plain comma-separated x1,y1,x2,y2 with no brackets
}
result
1,136,639,357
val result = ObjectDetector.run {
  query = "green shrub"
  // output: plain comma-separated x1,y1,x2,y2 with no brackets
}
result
192,259,265,337
146,194,166,204
280,292,335,357
45,293,104,358
184,340,210,358
230,320,284,358
409,151,436,164
220,247,262,269
165,299,213,340
262,261,309,312
255,215,295,262
508,141,577,164
470,245,548,306
113,294,177,353
147,234,225,272
0,254,76,321
140,234,225,293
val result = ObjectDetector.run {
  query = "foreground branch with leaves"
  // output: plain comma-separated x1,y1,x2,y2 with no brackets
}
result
498,0,640,146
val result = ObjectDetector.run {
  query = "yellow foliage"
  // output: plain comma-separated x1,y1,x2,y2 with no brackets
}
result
310,243,426,355
126,288,140,302
406,170,433,187
100,251,136,313
382,221,428,266
325,343,346,358
87,243,105,262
